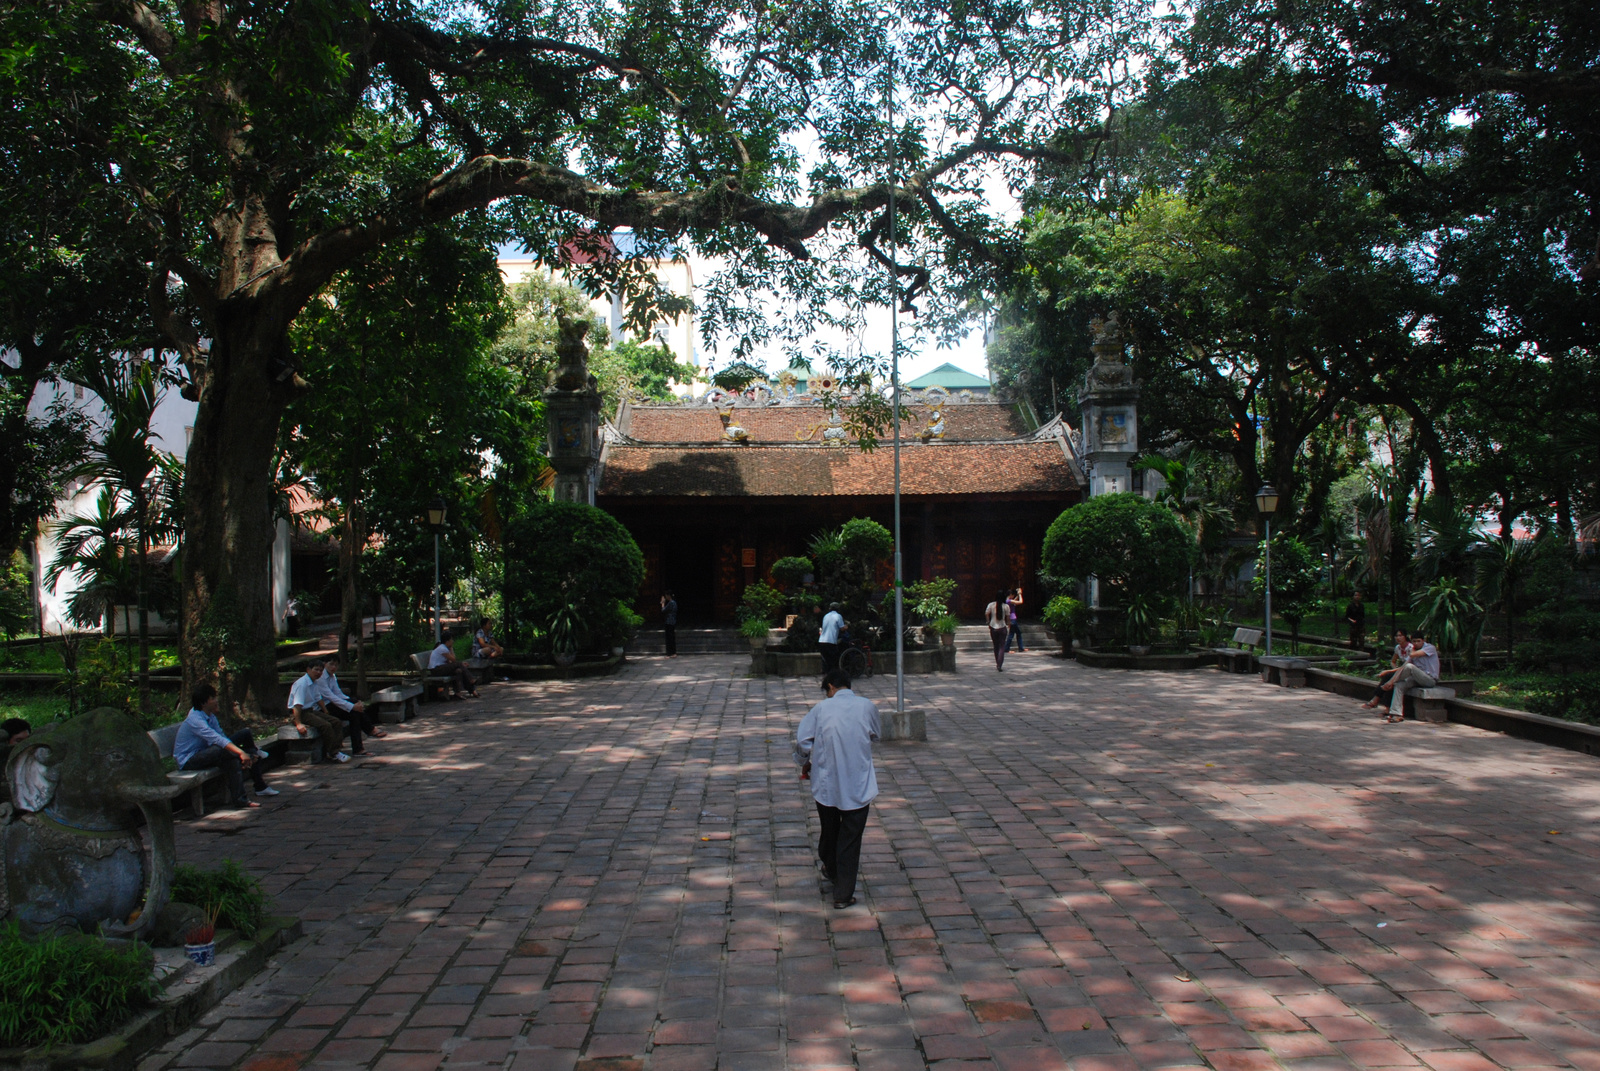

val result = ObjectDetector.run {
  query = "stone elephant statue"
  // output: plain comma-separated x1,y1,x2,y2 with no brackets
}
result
0,708,185,938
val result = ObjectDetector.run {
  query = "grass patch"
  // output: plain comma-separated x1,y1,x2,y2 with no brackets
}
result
0,692,68,727
170,860,270,939
0,923,156,1049
0,640,181,674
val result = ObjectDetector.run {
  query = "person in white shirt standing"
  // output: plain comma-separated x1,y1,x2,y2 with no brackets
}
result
795,669,880,909
984,590,1010,671
818,603,845,675
287,660,350,763
1388,629,1441,723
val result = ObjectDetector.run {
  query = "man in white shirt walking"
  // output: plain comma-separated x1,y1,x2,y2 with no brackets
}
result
1388,629,1441,723
818,603,845,675
795,669,880,909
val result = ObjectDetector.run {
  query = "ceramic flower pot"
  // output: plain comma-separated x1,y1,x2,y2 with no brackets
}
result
185,941,216,968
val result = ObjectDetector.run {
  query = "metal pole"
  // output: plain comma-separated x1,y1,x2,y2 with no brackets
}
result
888,46,903,714
433,531,442,644
1264,518,1273,656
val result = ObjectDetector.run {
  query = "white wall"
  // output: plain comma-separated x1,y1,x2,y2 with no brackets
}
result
24,359,296,636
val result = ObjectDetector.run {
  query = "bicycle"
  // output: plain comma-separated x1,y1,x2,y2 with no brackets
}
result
838,638,874,678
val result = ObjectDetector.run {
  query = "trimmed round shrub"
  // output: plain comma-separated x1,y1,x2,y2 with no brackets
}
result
503,502,645,652
1042,494,1193,602
840,518,893,562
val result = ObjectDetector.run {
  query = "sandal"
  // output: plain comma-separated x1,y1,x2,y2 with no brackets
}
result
833,898,857,909
369,729,389,738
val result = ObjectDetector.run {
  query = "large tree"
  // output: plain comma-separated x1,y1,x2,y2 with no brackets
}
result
3,0,1143,711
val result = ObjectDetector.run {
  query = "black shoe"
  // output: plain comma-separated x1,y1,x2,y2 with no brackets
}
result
833,898,856,909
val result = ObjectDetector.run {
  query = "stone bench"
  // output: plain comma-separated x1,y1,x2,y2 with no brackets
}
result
148,723,224,818
277,724,326,764
1258,654,1311,688
371,682,423,724
1412,686,1457,724
409,651,458,702
1212,628,1263,673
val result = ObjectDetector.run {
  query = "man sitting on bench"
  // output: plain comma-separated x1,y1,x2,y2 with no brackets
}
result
1387,629,1440,724
430,629,479,699
319,656,386,740
288,660,354,762
176,684,276,807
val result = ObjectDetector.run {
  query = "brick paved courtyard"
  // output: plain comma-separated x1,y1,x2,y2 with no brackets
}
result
147,654,1600,1071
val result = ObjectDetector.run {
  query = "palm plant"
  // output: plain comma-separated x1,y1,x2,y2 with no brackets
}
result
1476,534,1539,661
1414,494,1484,585
67,358,166,711
1415,577,1484,675
45,485,134,634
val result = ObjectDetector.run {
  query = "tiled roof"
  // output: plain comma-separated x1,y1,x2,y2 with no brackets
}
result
598,441,1079,497
624,402,1029,443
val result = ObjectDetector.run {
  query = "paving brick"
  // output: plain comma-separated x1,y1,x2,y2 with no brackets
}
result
155,656,1600,1071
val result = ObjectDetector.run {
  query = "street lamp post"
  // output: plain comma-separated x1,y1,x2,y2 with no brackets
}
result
1256,484,1279,656
426,496,447,644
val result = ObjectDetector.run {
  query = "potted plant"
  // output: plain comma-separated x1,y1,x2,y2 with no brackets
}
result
548,603,581,667
184,906,219,967
929,614,958,648
1125,594,1159,656
1042,595,1087,655
739,615,771,650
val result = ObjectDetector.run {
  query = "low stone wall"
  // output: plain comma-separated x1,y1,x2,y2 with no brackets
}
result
1303,667,1600,758
758,647,946,678
498,654,625,681
1074,648,1213,671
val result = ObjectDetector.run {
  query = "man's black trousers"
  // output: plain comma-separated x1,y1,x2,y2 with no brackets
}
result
816,802,869,903
818,642,841,673
182,730,266,804
664,624,677,655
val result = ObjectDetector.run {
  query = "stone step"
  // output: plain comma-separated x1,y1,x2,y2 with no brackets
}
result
629,628,748,655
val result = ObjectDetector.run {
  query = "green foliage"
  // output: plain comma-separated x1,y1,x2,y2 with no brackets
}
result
0,921,156,1048
501,502,644,655
1124,594,1161,646
547,603,581,656
711,361,767,393
1042,495,1194,602
1253,534,1321,637
1041,595,1088,640
769,557,813,588
1414,578,1484,668
840,519,894,563
0,551,32,640
170,860,269,939
928,614,960,636
68,639,137,721
593,340,698,403
1524,675,1600,726
739,616,771,640
737,582,785,625
905,577,957,623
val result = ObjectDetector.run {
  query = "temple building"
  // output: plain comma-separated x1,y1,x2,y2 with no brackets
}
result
592,386,1086,623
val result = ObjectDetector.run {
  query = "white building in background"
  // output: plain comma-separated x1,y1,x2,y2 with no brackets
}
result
497,232,708,395
24,365,298,637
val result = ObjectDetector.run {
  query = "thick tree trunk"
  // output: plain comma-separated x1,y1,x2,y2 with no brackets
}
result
180,317,292,718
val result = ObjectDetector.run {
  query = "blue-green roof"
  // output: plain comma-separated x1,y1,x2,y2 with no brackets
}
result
905,362,991,389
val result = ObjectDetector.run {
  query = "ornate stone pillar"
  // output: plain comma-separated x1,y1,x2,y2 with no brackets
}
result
544,312,604,506
1077,312,1140,498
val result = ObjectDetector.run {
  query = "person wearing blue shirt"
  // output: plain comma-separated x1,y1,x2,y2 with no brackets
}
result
175,684,276,808
818,603,845,674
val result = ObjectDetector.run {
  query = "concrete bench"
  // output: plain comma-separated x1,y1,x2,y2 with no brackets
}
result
1213,628,1263,673
1413,686,1457,724
409,651,457,702
371,683,423,723
1258,654,1311,688
277,724,326,764
148,723,224,817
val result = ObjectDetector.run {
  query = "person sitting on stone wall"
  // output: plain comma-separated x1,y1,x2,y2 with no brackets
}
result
318,656,385,741
1387,629,1440,724
1361,629,1411,712
473,618,506,663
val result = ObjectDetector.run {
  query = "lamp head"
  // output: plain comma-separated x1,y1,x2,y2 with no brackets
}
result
1255,484,1280,515
425,496,448,529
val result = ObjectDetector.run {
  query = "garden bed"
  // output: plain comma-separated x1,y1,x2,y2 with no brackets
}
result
1073,647,1212,671
0,916,301,1071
